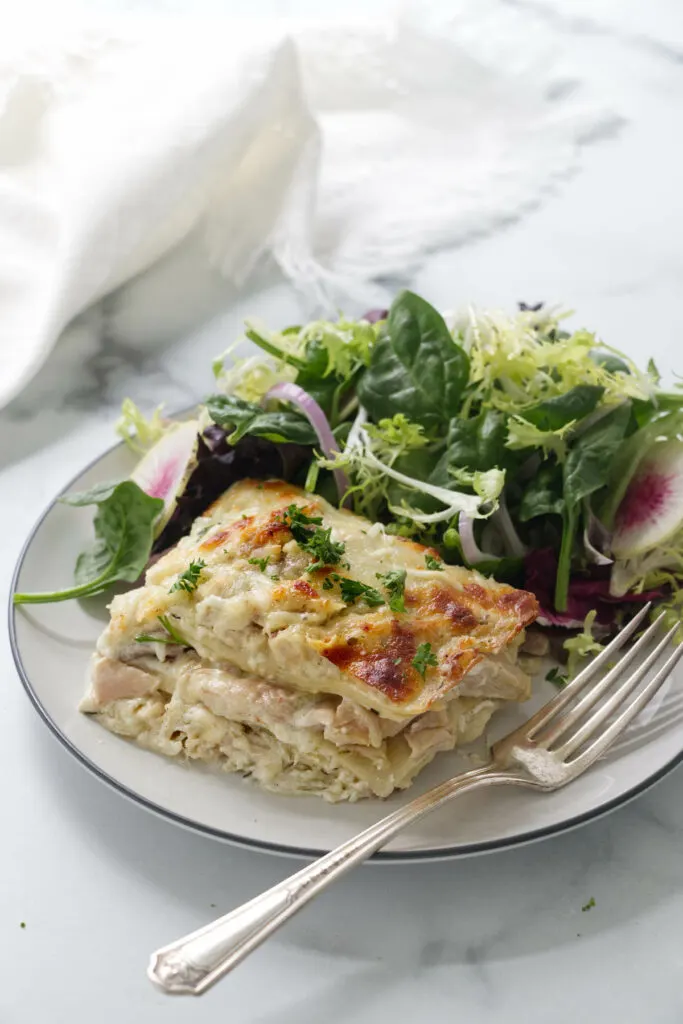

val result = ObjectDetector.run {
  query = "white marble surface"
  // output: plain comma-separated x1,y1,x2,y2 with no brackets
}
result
3,1,683,1021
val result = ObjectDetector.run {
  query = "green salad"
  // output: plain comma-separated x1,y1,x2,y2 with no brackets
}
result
15,290,683,670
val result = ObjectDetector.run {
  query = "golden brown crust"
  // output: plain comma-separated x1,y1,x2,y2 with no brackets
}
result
103,479,538,718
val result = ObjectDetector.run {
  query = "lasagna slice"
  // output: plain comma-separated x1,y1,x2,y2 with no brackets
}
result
82,479,538,802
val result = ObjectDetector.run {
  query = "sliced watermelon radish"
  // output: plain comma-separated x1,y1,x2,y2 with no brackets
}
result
611,438,683,558
130,420,200,536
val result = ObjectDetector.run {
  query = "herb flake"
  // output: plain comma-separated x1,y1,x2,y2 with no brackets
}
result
169,559,206,594
135,615,190,647
424,554,444,571
326,573,384,606
248,556,271,572
376,569,407,613
281,504,346,570
412,642,438,678
546,666,568,688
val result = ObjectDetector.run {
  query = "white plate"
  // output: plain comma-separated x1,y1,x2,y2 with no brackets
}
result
10,439,683,860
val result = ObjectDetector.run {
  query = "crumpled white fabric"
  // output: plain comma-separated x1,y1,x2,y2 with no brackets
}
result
0,10,610,408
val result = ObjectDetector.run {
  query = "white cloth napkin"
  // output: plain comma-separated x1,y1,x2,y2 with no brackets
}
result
0,11,608,409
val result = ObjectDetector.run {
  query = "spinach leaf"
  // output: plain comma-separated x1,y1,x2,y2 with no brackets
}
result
518,462,565,521
554,404,631,610
13,482,164,604
429,410,509,488
387,447,443,513
60,480,122,506
429,425,475,486
206,394,317,447
591,351,631,375
357,291,469,428
521,385,604,431
477,409,510,468
294,339,339,415
73,537,112,587
563,403,632,507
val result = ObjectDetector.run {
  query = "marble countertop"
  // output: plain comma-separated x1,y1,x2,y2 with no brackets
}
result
3,1,683,1021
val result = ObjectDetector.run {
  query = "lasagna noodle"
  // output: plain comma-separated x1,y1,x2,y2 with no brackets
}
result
85,478,538,801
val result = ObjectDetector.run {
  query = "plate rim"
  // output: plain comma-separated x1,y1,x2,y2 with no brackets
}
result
9,438,683,861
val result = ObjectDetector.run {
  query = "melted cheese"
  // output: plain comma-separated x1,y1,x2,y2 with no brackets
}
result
97,479,538,721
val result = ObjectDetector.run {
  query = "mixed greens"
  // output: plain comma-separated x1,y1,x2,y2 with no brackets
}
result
14,481,163,604
14,290,683,669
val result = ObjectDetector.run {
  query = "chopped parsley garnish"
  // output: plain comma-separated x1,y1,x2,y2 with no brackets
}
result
281,503,346,570
281,503,323,537
325,573,384,606
581,897,596,912
393,657,402,666
134,632,176,645
412,642,438,678
248,556,270,572
376,569,407,613
20,922,26,929
340,578,384,606
169,559,206,594
157,615,190,645
424,554,444,571
546,666,568,688
304,528,346,570
322,576,334,591
135,614,190,647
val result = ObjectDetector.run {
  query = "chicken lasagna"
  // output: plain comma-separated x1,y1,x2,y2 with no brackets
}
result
82,479,538,802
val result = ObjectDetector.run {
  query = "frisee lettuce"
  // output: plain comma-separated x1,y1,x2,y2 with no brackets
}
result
115,399,169,454
505,416,575,461
364,414,428,458
213,351,297,403
563,610,604,677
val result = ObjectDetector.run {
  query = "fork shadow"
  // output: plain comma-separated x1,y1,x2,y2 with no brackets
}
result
29,703,683,1021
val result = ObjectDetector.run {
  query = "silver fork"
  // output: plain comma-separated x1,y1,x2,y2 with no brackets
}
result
148,604,682,996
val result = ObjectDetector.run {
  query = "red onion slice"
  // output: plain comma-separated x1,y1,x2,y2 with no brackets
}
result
264,382,349,498
490,493,528,558
584,509,614,566
362,308,388,324
459,512,500,566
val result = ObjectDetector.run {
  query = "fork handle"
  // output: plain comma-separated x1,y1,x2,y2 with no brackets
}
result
148,765,512,995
